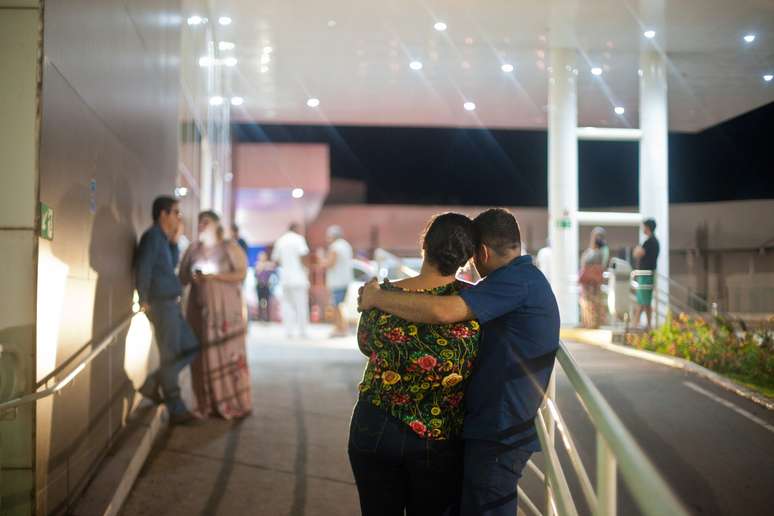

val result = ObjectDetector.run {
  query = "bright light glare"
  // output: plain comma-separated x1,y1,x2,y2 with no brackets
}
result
434,22,447,32
230,96,244,106
223,57,238,67
644,30,656,39
591,67,603,76
501,64,514,73
218,41,235,51
218,16,232,26
764,74,773,82
198,56,212,67
306,97,320,107
187,15,203,26
463,101,476,111
292,188,305,199
263,46,273,54
614,106,625,115
174,187,188,197
744,34,756,43
209,96,224,106
409,60,423,70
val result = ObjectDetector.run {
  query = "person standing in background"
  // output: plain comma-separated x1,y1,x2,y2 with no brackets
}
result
232,223,249,257
322,225,354,337
579,227,609,329
633,218,660,329
272,223,311,338
536,238,552,284
134,196,200,425
255,250,277,322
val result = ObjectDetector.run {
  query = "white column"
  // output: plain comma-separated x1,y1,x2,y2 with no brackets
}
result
639,51,670,310
548,48,579,325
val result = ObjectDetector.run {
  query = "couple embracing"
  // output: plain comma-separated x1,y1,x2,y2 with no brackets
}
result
351,208,560,516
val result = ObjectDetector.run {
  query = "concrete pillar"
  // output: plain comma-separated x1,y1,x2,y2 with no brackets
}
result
639,51,670,310
548,49,579,325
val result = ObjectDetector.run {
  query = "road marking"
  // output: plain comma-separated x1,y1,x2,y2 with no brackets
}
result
683,381,774,434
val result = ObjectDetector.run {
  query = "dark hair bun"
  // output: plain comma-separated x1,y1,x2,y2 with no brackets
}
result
422,213,476,276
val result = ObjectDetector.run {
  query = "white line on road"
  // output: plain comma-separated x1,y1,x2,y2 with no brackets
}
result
683,381,774,434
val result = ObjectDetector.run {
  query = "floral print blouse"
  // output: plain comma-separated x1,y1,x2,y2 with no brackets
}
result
356,280,480,440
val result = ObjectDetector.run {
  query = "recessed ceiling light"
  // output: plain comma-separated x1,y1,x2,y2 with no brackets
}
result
291,188,305,199
434,22,447,32
409,60,423,70
591,67,603,76
501,63,514,73
764,74,773,82
306,98,320,108
223,57,238,67
327,20,337,28
643,30,656,39
263,46,273,54
209,96,224,106
218,41,235,51
218,16,232,26
174,187,188,197
230,96,244,106
187,15,204,26
463,101,476,111
744,34,756,43
614,106,625,115
198,56,213,67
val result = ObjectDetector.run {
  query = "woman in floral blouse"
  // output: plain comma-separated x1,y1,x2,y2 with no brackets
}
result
348,213,481,516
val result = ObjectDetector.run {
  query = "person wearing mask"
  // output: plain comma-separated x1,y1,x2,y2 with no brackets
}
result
134,196,200,425
272,223,311,338
322,225,354,337
633,218,660,329
179,211,252,419
350,213,480,516
579,227,610,329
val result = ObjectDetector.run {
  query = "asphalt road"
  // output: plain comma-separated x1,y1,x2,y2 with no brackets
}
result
119,325,774,516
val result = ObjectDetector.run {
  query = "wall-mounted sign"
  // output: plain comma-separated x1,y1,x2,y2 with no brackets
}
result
40,202,54,240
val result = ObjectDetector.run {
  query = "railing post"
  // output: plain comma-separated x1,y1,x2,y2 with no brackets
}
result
544,370,557,516
595,432,617,516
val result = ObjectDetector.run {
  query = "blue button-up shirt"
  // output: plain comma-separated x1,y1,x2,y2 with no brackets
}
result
134,224,182,305
459,255,560,450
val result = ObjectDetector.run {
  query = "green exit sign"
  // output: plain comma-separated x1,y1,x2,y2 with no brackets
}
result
40,202,54,241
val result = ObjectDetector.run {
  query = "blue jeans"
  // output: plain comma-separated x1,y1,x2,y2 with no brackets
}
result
143,300,199,415
461,440,532,516
348,401,463,516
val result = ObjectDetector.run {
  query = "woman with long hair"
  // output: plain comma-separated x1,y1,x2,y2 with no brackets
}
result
579,226,609,329
179,211,252,419
349,212,481,515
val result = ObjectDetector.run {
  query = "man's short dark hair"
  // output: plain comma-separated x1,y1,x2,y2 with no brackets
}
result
643,218,657,233
152,196,178,223
473,208,521,256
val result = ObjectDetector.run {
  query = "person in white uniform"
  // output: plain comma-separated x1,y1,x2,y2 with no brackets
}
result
536,238,552,285
322,225,354,337
271,223,311,338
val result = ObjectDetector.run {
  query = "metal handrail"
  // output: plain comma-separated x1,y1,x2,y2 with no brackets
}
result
516,341,688,516
0,312,135,413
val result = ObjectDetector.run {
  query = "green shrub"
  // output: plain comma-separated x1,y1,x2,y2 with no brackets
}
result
627,313,774,392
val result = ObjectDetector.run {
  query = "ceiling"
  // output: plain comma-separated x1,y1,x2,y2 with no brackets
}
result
203,0,774,132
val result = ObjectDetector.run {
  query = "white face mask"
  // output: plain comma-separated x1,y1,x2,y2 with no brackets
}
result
199,227,218,246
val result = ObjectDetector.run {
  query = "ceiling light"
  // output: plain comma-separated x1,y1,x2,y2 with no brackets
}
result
327,20,337,28
501,63,514,73
764,74,773,82
230,96,244,106
174,187,188,197
614,106,625,115
292,188,305,199
463,101,476,111
198,56,213,67
218,16,232,26
223,57,238,67
591,67,603,76
306,98,320,108
260,65,269,73
409,60,423,70
434,22,447,32
643,30,656,39
263,46,273,54
209,96,224,106
187,15,204,26
744,34,756,43
218,41,235,51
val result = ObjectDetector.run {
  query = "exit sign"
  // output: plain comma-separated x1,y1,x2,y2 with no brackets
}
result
40,203,54,241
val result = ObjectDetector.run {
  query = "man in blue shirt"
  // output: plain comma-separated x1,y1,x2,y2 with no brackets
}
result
359,209,560,516
134,196,200,425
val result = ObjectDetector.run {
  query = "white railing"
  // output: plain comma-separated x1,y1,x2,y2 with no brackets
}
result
518,342,689,516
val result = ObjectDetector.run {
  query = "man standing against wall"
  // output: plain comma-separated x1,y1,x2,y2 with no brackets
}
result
135,196,200,425
272,223,311,338
633,218,660,329
322,225,354,337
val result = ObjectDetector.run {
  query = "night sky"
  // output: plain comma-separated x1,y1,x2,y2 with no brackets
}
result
233,101,774,208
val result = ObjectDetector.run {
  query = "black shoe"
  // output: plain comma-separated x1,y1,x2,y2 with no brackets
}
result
138,383,163,405
170,410,204,426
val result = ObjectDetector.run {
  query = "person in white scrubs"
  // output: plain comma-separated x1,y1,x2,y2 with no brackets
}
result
271,223,311,338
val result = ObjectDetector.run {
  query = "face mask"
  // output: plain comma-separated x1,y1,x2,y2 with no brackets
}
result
595,237,605,247
199,227,217,246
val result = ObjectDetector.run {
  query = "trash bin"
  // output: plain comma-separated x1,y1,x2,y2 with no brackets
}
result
607,257,632,320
